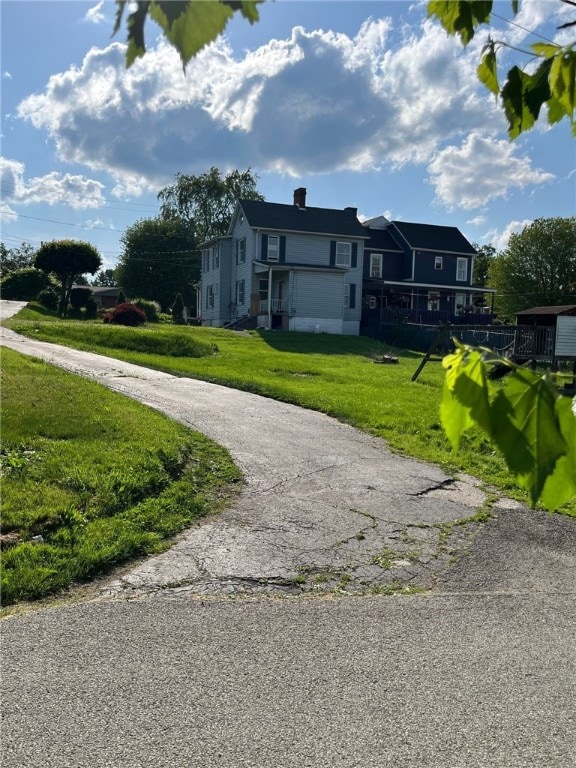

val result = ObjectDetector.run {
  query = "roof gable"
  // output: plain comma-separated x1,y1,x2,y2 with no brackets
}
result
237,199,368,238
391,221,476,255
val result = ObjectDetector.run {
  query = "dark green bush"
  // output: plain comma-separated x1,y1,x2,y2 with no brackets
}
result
132,298,161,323
85,296,98,319
37,288,60,310
70,286,93,310
172,293,186,324
0,268,53,300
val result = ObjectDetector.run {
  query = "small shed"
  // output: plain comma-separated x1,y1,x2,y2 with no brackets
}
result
515,305,576,327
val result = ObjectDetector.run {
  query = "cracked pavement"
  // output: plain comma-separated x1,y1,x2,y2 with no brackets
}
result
2,301,574,600
2,301,576,768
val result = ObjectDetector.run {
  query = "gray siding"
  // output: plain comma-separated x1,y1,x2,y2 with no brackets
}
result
293,272,345,318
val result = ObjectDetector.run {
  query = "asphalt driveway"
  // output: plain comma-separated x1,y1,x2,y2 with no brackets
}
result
1,300,575,767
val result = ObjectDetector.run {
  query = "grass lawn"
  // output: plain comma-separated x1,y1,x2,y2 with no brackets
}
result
4,304,575,523
0,347,241,606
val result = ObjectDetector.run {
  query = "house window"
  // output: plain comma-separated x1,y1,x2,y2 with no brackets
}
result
206,285,215,308
236,279,245,305
455,292,466,312
456,257,468,281
236,238,246,264
435,256,443,270
203,251,210,272
344,283,356,309
370,254,382,278
336,242,352,267
428,291,440,311
344,283,350,309
369,296,377,309
212,245,219,269
267,235,280,262
259,278,268,302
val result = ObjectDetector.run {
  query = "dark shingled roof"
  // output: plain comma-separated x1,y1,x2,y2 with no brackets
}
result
238,199,368,238
363,227,403,252
391,221,476,254
516,305,576,315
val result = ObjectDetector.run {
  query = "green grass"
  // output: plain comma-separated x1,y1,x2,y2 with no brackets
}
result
4,304,575,519
0,347,241,605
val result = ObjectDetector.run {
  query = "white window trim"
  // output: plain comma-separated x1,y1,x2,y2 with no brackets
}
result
267,235,280,262
212,245,219,269
370,254,382,278
428,291,440,311
237,238,246,264
336,241,352,268
456,257,468,282
236,279,245,305
344,283,350,309
434,256,443,270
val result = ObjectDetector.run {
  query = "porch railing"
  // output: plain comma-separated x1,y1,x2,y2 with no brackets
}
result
259,298,291,313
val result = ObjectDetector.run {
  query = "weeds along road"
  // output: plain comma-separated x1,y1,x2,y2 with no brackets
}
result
2,300,576,768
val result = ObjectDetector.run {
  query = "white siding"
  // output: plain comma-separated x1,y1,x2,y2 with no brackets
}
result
555,316,576,357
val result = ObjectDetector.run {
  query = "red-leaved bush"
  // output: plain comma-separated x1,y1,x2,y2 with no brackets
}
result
103,302,146,327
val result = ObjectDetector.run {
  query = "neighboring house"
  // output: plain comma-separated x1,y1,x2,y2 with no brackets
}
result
361,216,494,328
88,286,123,308
200,188,368,334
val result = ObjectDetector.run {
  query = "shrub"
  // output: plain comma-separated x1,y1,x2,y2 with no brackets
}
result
37,288,60,310
103,302,146,327
132,298,161,323
0,268,53,300
85,296,98,319
70,286,93,310
116,290,126,305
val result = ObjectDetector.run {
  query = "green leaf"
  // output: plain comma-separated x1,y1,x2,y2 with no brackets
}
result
150,0,233,66
540,395,576,510
500,370,569,506
501,66,538,138
524,58,552,122
531,42,561,59
549,49,576,122
546,94,566,125
440,346,495,445
124,1,151,68
427,1,493,45
511,0,519,14
477,48,499,94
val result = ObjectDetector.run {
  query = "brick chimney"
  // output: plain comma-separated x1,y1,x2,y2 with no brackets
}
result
344,206,358,217
293,187,307,208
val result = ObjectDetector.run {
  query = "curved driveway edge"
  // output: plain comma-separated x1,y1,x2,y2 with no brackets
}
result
1,301,575,599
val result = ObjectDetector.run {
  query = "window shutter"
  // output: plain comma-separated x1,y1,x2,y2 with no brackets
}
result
330,241,336,266
351,243,358,268
349,283,356,309
261,234,268,260
280,236,286,263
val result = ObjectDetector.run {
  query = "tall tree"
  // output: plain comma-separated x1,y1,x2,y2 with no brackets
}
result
489,217,576,322
471,243,496,288
0,242,36,278
116,217,197,311
158,167,264,244
34,240,102,314
92,269,118,287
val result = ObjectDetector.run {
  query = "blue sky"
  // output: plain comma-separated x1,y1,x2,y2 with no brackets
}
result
1,0,575,271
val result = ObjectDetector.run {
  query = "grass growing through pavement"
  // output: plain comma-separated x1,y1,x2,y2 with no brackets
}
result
0,348,241,605
5,304,575,518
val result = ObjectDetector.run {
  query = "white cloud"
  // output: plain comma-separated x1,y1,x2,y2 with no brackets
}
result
16,17,500,191
427,134,554,209
0,157,106,208
2,71,12,80
483,219,533,251
467,215,486,226
0,203,18,223
85,2,105,25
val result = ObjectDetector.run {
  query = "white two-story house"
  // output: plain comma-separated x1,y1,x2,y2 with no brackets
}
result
200,188,368,335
